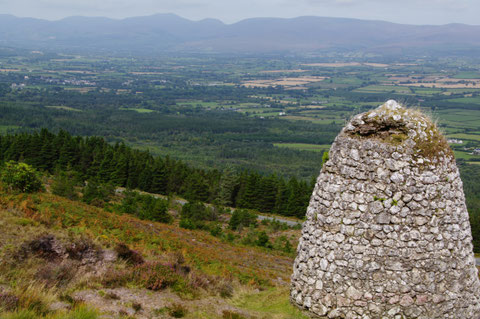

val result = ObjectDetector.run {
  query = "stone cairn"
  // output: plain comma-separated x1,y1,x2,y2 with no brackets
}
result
291,100,480,318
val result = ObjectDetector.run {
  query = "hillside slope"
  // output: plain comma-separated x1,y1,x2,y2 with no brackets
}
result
0,188,306,318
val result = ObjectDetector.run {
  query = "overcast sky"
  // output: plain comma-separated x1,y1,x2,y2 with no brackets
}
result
1,0,479,25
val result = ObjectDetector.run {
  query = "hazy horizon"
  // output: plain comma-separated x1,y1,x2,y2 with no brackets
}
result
1,0,479,26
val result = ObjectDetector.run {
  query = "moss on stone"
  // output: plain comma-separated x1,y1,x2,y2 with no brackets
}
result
345,100,454,161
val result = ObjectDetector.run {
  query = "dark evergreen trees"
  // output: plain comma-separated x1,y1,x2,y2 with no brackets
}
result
0,129,314,218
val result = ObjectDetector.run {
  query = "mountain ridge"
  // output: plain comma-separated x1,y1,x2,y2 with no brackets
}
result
1,13,480,55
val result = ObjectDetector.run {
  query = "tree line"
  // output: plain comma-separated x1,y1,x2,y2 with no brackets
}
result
0,129,313,218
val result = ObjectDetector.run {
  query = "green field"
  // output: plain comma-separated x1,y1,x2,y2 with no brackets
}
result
119,107,156,113
435,109,480,130
177,101,221,108
274,143,330,153
446,97,480,105
447,133,480,142
411,88,442,95
250,112,282,117
454,150,477,160
0,125,20,134
354,85,413,94
46,105,82,112
453,72,480,79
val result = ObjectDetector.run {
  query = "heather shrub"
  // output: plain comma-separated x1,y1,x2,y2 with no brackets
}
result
114,243,144,265
35,261,77,288
218,281,234,298
168,303,187,318
66,237,100,261
131,262,184,291
19,235,63,261
102,261,189,293
222,310,247,319
0,291,19,311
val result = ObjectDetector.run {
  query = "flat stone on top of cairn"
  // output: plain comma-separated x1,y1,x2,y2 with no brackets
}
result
291,100,480,319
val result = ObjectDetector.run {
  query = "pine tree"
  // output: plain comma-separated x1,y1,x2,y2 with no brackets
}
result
57,137,77,169
215,166,238,207
150,160,167,194
273,178,288,216
97,149,115,183
258,175,278,213
138,166,153,192
111,153,129,186
183,172,210,202
236,172,260,209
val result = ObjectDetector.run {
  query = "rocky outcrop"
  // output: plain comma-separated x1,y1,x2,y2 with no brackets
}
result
291,100,480,318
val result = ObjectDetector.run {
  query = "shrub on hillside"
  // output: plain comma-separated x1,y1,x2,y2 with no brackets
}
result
179,218,197,230
0,161,43,193
102,261,187,293
51,171,78,200
229,209,257,231
66,236,101,261
218,281,234,298
0,291,19,311
19,235,63,261
181,201,217,221
209,224,223,237
273,235,293,253
120,190,172,223
179,201,218,230
36,261,77,288
256,231,271,248
114,243,144,265
137,195,171,223
82,180,114,206
168,303,187,318
222,310,246,319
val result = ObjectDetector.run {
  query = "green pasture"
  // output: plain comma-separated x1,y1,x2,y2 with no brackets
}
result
453,72,480,79
454,150,478,160
177,101,221,108
330,77,364,85
446,97,480,105
45,105,82,112
273,143,330,153
410,87,442,95
231,288,310,319
283,115,344,125
119,107,155,113
447,133,480,142
250,112,282,117
434,109,480,130
0,125,20,134
354,85,413,94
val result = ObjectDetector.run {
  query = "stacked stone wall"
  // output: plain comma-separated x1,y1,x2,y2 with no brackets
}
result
291,100,480,319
